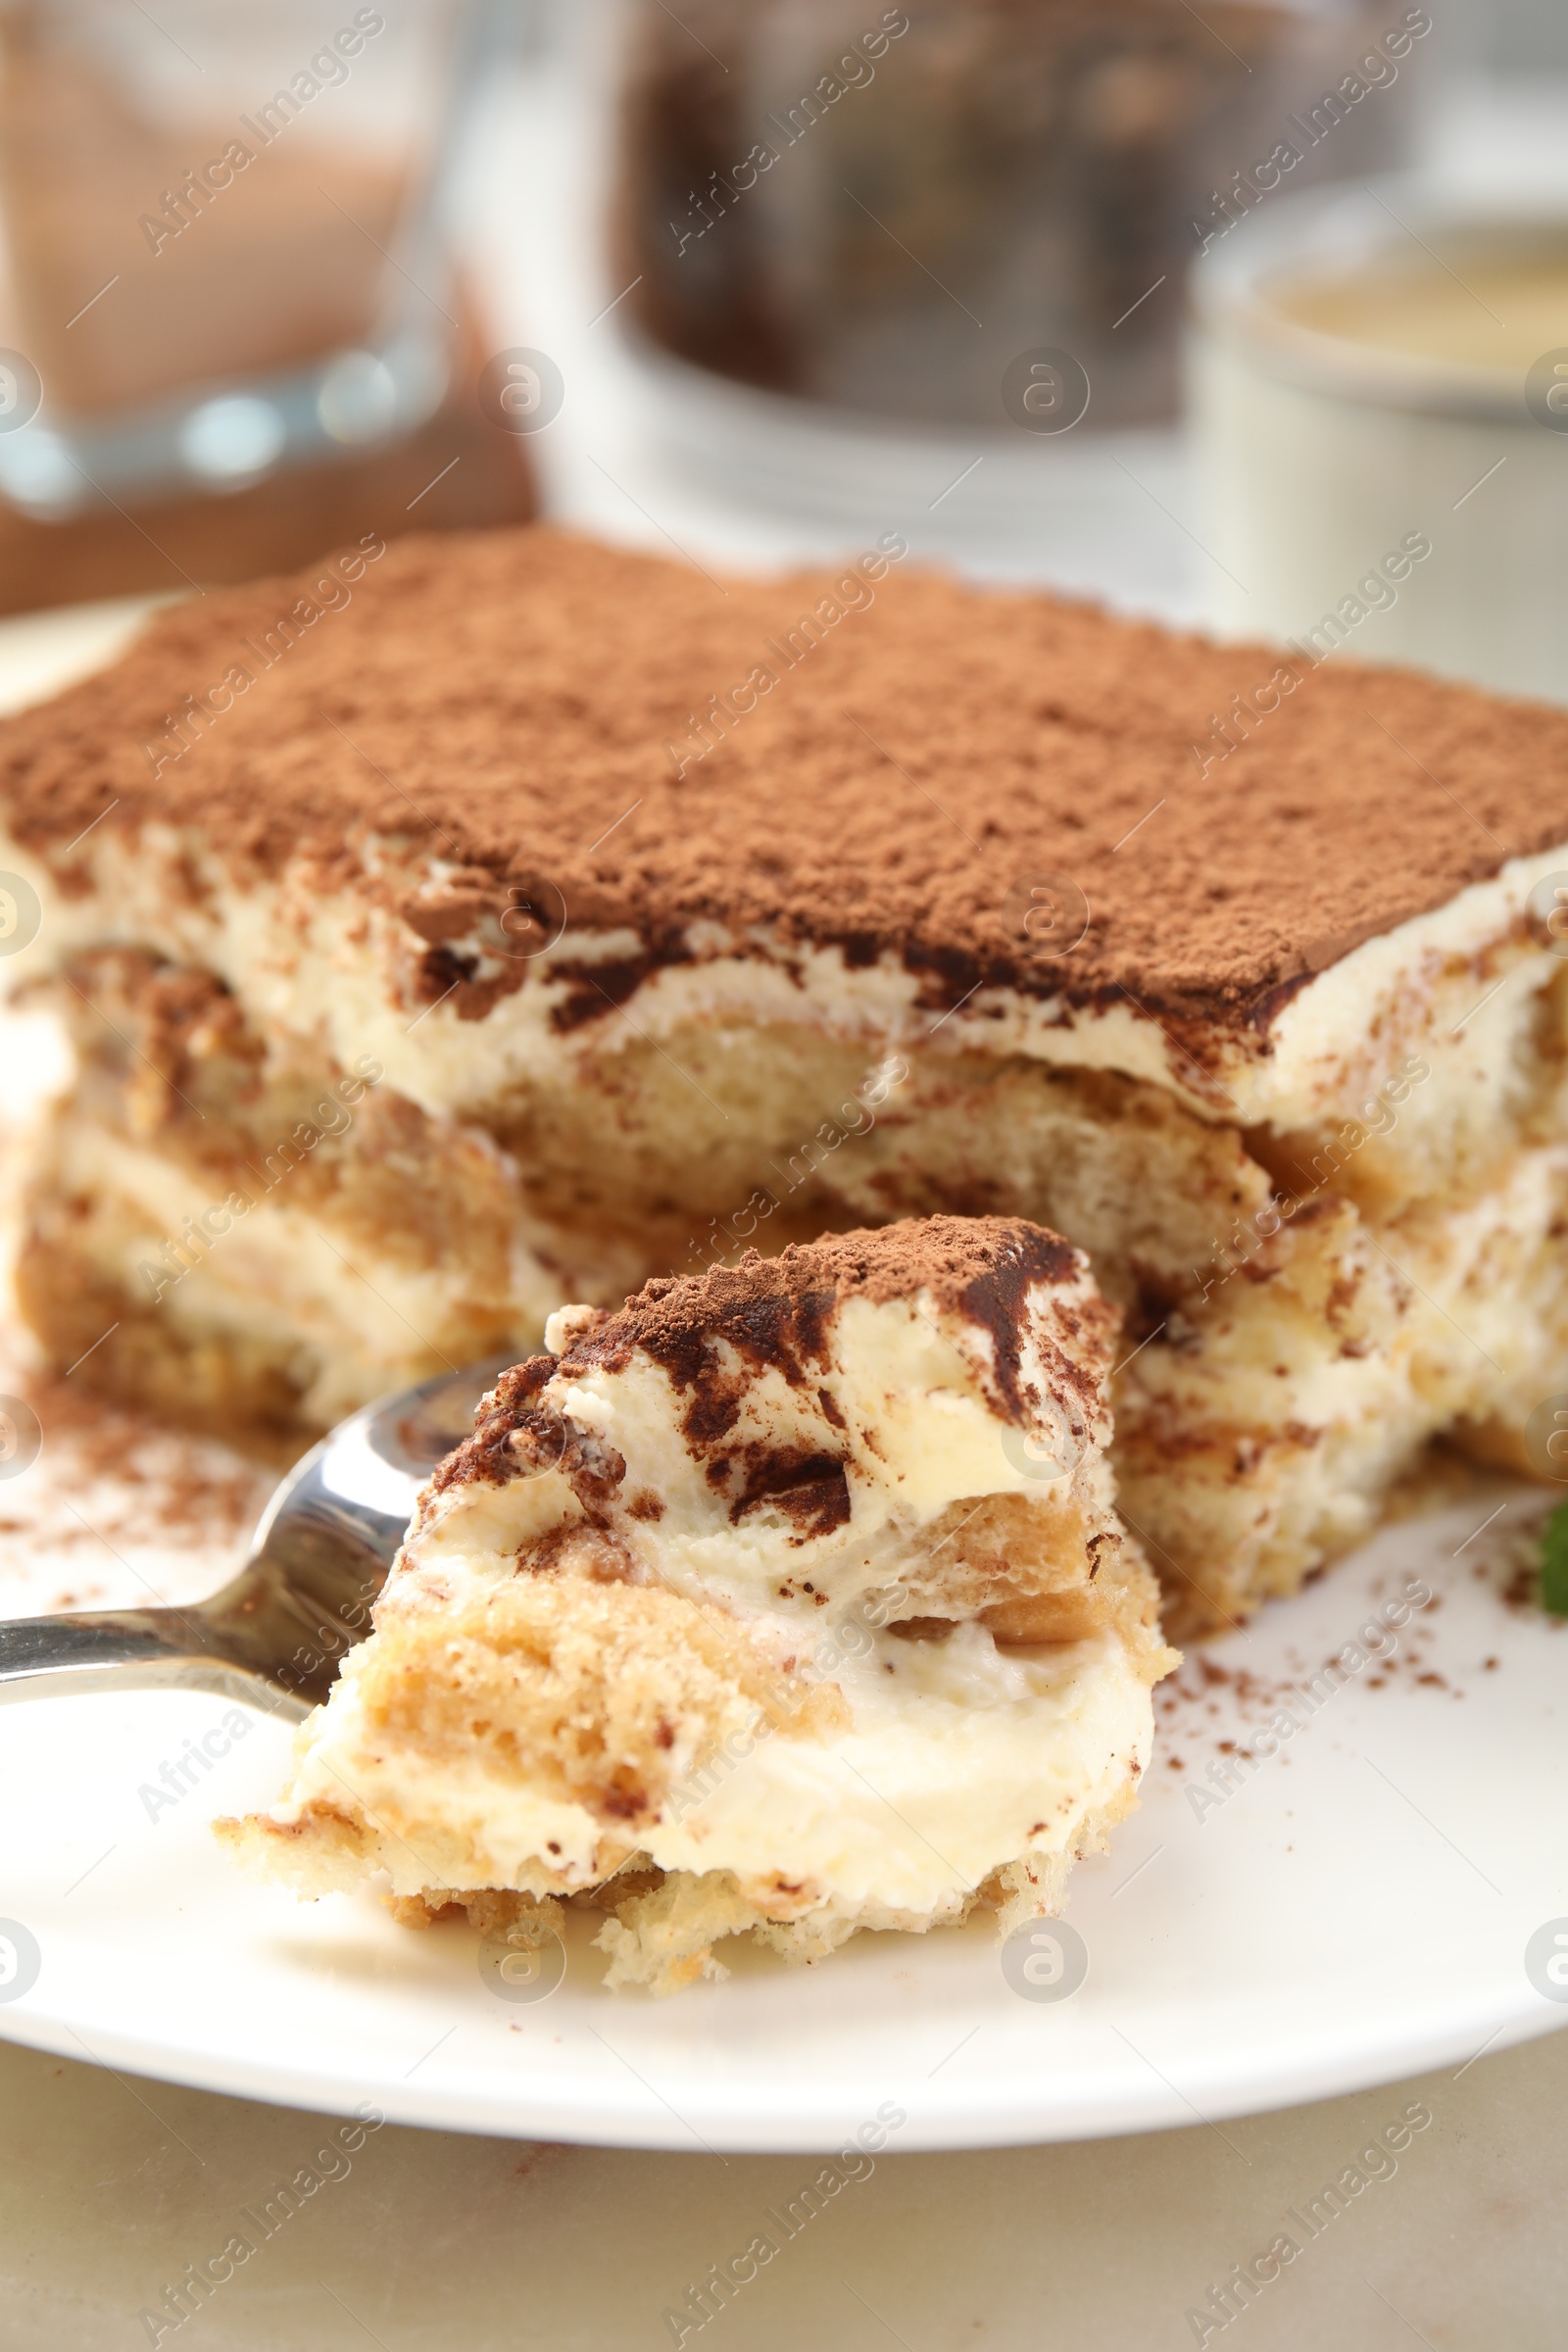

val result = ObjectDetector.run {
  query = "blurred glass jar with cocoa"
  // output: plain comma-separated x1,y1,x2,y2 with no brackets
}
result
0,0,488,533
614,0,1436,433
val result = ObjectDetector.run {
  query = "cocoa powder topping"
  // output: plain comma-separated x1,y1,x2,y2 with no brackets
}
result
4,525,1562,1026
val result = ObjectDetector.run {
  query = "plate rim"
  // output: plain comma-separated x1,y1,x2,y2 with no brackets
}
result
2,1975,1562,2152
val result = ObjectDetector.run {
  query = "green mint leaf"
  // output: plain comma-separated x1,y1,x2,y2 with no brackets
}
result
1540,1502,1568,1618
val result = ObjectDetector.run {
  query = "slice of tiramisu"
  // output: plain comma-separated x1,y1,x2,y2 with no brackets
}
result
3,524,1568,1630
218,1218,1173,1990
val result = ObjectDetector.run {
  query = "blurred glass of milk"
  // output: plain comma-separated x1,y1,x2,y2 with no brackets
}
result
1191,179,1568,701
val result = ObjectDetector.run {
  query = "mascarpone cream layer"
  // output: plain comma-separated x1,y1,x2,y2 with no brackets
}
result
6,821,1557,1132
287,1622,1150,1916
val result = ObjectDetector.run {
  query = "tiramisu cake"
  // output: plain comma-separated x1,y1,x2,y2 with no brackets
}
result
218,1219,1174,1989
2,525,1567,1637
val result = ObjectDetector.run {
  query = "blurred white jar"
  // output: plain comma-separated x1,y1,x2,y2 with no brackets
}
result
1190,179,1568,701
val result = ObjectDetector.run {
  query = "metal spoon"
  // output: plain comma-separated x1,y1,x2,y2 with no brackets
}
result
0,1357,511,1720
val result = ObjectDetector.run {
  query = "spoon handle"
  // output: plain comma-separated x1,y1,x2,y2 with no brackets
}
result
0,1606,310,1719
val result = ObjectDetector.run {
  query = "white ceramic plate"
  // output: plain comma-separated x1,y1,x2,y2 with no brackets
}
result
1,612,1565,2151
1,1488,1565,2151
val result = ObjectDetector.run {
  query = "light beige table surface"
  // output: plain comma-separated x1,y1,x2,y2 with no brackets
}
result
6,69,1568,2342
2,2026,1563,2351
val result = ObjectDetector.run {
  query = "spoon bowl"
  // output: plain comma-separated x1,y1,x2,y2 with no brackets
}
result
0,1356,511,1718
